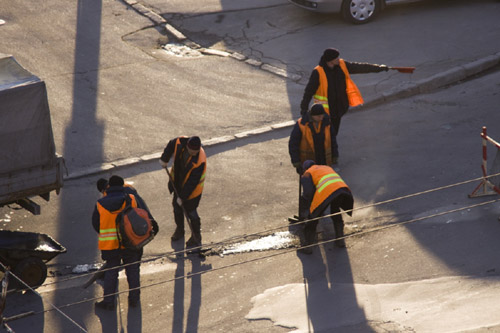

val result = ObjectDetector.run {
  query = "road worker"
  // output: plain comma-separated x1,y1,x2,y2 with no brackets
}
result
300,48,390,162
289,103,338,173
159,136,206,248
298,160,354,254
92,175,158,310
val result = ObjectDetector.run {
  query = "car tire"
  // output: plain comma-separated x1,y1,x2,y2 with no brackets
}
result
341,0,381,24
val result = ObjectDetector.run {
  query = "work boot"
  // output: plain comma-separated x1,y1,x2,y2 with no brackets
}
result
298,234,312,255
186,217,202,247
171,227,185,241
186,233,202,247
298,225,316,255
333,220,346,248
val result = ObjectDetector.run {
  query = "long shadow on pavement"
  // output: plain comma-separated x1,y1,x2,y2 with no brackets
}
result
53,0,105,330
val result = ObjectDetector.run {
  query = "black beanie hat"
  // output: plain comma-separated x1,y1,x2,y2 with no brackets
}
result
97,178,108,193
321,48,340,62
108,175,125,187
187,136,201,150
302,160,316,171
310,104,325,116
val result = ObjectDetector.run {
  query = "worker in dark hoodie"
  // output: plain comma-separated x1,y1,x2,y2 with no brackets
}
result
92,175,158,310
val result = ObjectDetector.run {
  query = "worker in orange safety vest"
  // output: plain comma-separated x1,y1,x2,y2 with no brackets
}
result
298,160,354,254
289,103,338,174
92,175,158,310
160,136,206,248
300,48,390,163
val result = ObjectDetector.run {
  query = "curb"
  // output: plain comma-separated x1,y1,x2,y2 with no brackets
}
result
66,2,500,181
64,121,296,181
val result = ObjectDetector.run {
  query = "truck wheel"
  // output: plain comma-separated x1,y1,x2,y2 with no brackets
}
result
342,0,381,24
14,257,47,289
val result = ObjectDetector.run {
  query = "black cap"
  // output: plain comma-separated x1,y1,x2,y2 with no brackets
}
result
187,136,201,150
108,175,124,187
321,48,339,62
310,104,325,116
302,160,316,171
97,178,108,193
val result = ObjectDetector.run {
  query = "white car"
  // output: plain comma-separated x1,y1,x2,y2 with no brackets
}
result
288,0,420,24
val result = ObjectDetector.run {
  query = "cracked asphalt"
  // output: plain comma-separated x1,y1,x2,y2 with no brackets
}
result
1,0,500,331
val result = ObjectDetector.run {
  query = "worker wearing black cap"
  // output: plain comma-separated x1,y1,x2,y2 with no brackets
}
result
300,48,390,161
289,103,338,174
160,136,206,247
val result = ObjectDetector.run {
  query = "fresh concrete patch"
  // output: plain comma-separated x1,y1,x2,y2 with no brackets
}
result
247,276,500,332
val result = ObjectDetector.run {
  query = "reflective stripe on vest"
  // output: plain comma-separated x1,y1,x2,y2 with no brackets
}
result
307,165,348,215
313,65,330,115
314,61,364,111
298,119,332,165
97,194,137,250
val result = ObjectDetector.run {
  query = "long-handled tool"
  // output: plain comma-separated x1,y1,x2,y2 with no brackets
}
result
82,262,110,289
164,167,202,252
288,174,302,224
389,66,415,74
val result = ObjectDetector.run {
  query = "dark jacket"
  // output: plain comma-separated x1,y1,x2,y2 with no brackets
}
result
160,137,206,202
288,113,337,165
300,60,388,118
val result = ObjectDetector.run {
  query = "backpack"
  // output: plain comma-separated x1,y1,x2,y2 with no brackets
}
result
116,194,155,249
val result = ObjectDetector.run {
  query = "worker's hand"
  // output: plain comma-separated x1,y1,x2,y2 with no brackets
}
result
176,197,183,206
381,65,389,71
159,159,168,168
293,162,302,175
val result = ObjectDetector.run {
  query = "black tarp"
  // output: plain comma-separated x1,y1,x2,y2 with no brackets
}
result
0,54,57,174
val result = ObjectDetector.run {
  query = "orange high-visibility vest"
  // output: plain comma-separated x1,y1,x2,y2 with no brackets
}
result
171,138,207,200
305,165,349,215
313,66,330,114
298,119,332,165
97,194,137,250
313,60,364,112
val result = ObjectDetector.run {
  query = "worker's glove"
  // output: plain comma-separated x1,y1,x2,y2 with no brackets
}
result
159,159,168,168
176,197,183,206
381,65,389,71
293,162,302,175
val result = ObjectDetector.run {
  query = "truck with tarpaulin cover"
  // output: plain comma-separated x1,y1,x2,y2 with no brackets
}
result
0,54,64,215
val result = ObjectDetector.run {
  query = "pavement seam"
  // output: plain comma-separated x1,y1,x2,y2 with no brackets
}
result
67,2,500,181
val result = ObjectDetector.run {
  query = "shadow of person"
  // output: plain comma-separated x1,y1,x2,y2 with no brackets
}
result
127,301,142,333
171,238,186,332
94,304,119,332
185,255,212,333
296,218,374,332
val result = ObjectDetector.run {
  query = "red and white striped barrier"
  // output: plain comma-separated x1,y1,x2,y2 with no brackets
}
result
469,126,500,197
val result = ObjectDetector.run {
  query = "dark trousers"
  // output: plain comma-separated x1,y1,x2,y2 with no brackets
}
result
330,114,342,157
101,249,142,304
305,199,345,243
172,194,201,234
